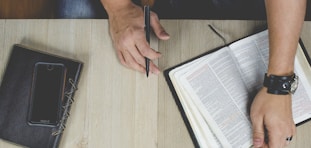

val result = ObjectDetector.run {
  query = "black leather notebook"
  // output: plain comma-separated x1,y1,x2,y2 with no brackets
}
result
0,45,83,148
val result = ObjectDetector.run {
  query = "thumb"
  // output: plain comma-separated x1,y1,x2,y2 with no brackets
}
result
150,12,170,40
252,117,265,148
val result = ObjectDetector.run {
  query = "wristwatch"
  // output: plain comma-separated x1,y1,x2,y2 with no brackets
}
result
263,73,299,95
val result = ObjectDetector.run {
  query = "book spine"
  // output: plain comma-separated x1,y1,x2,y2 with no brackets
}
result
49,78,77,148
50,64,83,148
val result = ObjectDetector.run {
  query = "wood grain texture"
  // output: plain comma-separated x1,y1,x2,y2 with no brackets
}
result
0,19,158,148
0,20,310,148
0,0,54,18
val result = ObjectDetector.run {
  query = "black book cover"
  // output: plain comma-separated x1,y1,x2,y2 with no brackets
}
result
0,45,83,148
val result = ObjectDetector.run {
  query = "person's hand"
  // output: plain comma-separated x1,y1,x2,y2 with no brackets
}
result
107,3,170,74
250,87,296,148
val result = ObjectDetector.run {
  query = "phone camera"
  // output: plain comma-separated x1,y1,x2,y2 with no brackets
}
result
47,65,54,71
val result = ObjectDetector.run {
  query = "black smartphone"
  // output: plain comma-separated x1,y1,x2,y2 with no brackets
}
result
28,62,66,126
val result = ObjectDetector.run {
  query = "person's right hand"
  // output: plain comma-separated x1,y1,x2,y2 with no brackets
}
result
251,87,296,148
107,2,170,75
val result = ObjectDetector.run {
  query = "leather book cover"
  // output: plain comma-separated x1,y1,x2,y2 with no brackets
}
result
0,45,83,148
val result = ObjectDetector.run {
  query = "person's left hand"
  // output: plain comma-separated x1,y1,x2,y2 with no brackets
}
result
250,87,296,148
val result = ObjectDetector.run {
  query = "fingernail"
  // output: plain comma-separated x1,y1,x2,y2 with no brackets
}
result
253,138,263,147
161,31,170,39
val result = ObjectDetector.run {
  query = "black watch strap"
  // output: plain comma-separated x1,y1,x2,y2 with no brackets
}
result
263,73,295,95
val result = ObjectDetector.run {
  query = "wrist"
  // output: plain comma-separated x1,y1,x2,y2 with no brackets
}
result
267,69,294,77
267,62,294,76
263,73,299,95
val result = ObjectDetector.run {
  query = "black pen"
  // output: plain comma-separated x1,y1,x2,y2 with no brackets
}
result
144,5,150,77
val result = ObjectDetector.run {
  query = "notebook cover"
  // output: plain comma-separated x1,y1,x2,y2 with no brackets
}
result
0,45,83,148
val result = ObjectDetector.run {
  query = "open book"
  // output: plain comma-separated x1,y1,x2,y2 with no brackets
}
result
165,30,311,148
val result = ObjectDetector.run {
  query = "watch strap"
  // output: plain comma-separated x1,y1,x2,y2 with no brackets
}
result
263,73,295,95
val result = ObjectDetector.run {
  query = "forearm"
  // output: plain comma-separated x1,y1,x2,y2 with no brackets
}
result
100,0,132,15
265,0,306,75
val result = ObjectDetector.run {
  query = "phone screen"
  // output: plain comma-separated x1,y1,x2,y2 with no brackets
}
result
28,62,66,126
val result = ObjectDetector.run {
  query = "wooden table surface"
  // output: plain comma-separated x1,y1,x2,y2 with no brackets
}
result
0,20,311,148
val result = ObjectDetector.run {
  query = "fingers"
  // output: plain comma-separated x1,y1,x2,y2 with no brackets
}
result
134,30,162,60
116,41,160,75
251,116,296,148
252,116,265,148
252,120,295,148
266,122,296,148
291,121,296,136
108,6,165,74
150,12,170,40
268,132,292,148
116,26,161,74
250,89,296,148
117,50,145,73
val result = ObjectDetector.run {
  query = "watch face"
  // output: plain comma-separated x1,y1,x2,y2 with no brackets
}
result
290,75,299,94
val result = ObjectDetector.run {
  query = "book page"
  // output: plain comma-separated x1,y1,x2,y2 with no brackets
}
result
228,30,269,93
291,45,311,123
172,47,252,147
229,30,311,124
170,64,221,148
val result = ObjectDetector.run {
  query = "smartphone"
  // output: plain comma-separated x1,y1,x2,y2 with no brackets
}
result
28,62,66,126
